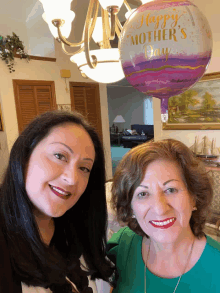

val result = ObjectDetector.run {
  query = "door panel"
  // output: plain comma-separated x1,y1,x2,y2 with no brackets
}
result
70,82,102,140
13,80,56,133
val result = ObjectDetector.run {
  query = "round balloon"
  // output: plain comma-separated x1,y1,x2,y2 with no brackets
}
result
119,0,212,121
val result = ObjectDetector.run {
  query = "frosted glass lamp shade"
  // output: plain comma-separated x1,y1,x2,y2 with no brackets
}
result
42,11,75,38
92,16,111,43
113,115,125,123
39,0,73,22
71,48,125,84
92,17,103,43
98,0,124,10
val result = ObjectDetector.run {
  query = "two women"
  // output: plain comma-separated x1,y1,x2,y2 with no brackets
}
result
2,110,218,293
0,110,113,292
108,139,220,292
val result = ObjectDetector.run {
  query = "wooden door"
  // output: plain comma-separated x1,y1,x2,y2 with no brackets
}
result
13,80,56,133
70,82,102,140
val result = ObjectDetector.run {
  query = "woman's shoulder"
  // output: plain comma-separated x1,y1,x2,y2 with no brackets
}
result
107,227,141,272
107,227,138,246
107,227,140,261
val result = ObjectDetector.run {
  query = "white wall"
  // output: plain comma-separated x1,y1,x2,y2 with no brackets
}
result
107,86,154,130
154,0,220,148
144,98,153,125
99,84,112,178
25,2,55,57
107,86,144,129
0,16,29,52
0,0,55,58
0,92,9,183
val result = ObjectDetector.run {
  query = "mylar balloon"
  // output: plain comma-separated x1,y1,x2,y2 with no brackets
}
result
119,0,212,122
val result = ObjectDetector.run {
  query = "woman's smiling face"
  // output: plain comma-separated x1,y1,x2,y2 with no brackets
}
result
25,123,95,220
131,159,195,244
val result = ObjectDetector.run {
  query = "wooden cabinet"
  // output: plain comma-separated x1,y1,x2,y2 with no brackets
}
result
13,80,56,133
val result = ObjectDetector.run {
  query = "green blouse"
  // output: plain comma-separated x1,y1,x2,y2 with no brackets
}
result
107,227,220,292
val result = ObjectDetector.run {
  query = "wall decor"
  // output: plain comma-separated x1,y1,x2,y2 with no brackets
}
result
0,32,30,73
163,72,220,130
57,104,72,112
0,104,4,131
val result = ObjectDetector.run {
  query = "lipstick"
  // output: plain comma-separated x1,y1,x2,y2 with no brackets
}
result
149,217,176,229
49,185,72,200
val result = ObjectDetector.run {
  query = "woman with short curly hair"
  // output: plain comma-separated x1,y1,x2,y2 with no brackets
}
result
108,139,220,293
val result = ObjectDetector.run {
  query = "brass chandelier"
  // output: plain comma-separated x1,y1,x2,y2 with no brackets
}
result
39,0,150,83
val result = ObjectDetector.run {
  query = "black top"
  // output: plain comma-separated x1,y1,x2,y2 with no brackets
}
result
0,226,22,292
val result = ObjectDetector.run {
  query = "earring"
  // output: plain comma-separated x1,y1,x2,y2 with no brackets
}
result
132,214,136,218
192,206,197,211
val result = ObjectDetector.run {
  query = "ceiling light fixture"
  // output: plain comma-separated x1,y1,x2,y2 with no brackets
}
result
140,0,154,4
39,0,142,84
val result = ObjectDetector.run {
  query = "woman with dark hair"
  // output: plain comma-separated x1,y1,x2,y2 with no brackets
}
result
108,139,220,292
0,110,114,293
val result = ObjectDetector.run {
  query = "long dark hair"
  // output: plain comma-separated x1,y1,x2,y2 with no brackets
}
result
0,110,114,292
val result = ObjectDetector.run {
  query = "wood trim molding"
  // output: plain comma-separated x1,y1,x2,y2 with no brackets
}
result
14,53,56,62
13,80,24,134
0,103,4,131
12,79,56,86
200,72,220,81
163,123,220,130
69,81,98,87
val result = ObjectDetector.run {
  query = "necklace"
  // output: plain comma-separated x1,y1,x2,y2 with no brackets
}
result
144,237,195,293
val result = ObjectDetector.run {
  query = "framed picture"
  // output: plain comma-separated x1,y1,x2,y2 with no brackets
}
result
163,72,220,130
0,104,3,131
57,104,72,112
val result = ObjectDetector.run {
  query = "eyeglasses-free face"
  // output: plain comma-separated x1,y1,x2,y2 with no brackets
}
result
25,123,95,221
131,159,195,245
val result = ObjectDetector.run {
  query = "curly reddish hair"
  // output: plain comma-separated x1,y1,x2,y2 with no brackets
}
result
111,139,213,238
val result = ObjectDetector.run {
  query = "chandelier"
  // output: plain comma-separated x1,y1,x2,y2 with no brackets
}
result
39,0,149,84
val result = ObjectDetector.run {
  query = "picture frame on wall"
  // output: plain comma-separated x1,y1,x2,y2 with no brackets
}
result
57,104,72,112
163,72,220,130
0,104,3,131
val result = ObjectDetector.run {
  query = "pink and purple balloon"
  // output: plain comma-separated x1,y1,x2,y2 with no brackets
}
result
119,0,212,122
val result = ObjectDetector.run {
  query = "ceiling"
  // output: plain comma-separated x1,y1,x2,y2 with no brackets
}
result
2,0,140,24
3,0,216,45
69,0,141,43
2,0,218,88
2,0,217,42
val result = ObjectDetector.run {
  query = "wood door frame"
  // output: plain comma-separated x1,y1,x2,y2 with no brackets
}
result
69,81,103,139
13,79,57,133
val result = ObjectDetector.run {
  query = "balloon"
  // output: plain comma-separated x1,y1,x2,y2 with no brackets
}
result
119,0,213,122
